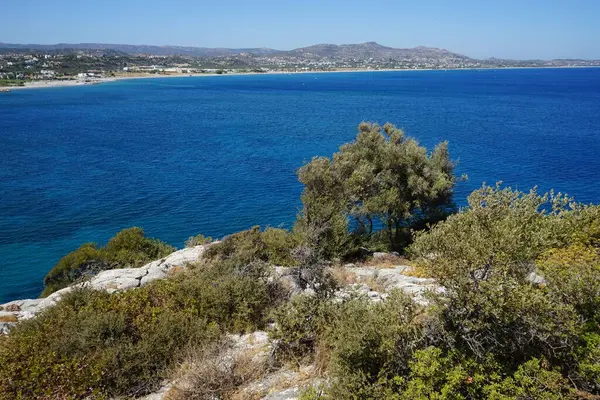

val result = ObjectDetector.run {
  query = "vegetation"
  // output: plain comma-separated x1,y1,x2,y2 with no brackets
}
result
2,123,600,399
296,122,456,256
277,184,600,399
0,79,26,87
42,227,175,296
0,253,286,399
185,233,213,247
204,225,299,267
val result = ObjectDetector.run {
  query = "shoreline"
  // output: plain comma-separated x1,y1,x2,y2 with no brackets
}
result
3,65,600,91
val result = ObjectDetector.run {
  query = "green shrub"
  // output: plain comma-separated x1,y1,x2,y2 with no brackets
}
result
406,184,600,396
0,263,281,399
42,227,175,297
399,351,573,400
433,276,579,367
185,233,213,247
205,226,298,266
262,227,300,266
41,242,106,297
409,184,569,287
559,203,600,247
296,122,456,254
574,330,600,394
537,244,600,322
270,294,340,362
103,227,174,267
484,358,574,400
399,347,493,400
325,292,427,399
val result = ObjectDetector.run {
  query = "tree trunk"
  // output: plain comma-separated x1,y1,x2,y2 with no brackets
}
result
386,217,394,250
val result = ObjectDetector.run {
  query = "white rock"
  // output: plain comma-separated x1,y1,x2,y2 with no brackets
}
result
0,244,212,327
89,267,148,292
526,271,547,285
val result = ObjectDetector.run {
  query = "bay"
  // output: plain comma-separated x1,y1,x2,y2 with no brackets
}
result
1,68,600,302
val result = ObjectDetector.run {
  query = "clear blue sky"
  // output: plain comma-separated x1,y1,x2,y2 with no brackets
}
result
2,0,599,59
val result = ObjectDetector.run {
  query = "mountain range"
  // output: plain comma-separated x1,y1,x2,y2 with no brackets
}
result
0,42,280,57
0,41,474,60
2,42,598,68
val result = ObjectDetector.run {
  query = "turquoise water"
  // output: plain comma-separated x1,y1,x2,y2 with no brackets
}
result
1,68,600,302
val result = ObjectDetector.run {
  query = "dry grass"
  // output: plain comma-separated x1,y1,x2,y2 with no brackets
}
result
330,267,358,287
167,265,186,276
0,315,18,323
166,340,268,400
361,254,412,268
363,273,388,293
401,265,431,278
398,259,431,278
313,340,331,376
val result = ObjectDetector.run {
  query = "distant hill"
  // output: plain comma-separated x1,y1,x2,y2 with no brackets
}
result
277,41,472,61
0,41,477,65
1,42,598,67
0,42,280,57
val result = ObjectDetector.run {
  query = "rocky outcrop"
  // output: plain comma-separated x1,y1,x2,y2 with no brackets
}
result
343,266,440,304
275,263,440,305
0,245,211,332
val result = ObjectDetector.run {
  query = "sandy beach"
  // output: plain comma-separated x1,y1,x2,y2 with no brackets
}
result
3,66,598,91
3,69,387,90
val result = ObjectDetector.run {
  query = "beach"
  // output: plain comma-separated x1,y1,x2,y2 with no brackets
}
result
3,69,397,90
3,66,599,91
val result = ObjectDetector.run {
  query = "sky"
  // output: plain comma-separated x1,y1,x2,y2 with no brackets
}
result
2,0,600,60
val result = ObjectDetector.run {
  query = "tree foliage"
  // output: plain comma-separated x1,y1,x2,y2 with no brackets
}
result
296,122,456,255
42,227,175,297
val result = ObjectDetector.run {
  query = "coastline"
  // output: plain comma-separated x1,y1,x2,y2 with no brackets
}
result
3,65,599,91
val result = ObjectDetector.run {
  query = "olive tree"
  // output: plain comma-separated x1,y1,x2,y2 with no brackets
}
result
296,122,456,254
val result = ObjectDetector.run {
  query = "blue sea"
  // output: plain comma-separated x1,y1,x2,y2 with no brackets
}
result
1,68,600,302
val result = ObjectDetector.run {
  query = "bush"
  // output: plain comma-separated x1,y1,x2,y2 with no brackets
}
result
484,358,574,400
0,263,281,399
574,331,600,394
399,347,493,400
41,242,106,297
407,184,600,396
270,294,340,363
399,351,573,400
205,226,299,267
537,244,600,322
296,122,456,254
289,243,339,297
185,234,213,248
103,227,174,267
167,339,266,400
272,291,432,399
409,184,570,287
43,227,175,296
324,292,427,399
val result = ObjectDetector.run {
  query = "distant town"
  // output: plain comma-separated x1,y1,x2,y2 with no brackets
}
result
1,41,599,87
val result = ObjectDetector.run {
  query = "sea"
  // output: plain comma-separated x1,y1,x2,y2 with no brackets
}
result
1,68,600,303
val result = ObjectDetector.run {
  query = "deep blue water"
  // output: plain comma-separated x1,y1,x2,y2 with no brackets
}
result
1,68,600,302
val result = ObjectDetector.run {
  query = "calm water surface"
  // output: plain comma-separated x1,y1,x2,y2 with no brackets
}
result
1,68,600,302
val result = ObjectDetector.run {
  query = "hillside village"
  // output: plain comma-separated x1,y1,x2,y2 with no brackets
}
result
2,42,599,85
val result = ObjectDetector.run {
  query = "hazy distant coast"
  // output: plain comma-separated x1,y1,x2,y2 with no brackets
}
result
4,65,600,91
3,41,600,91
